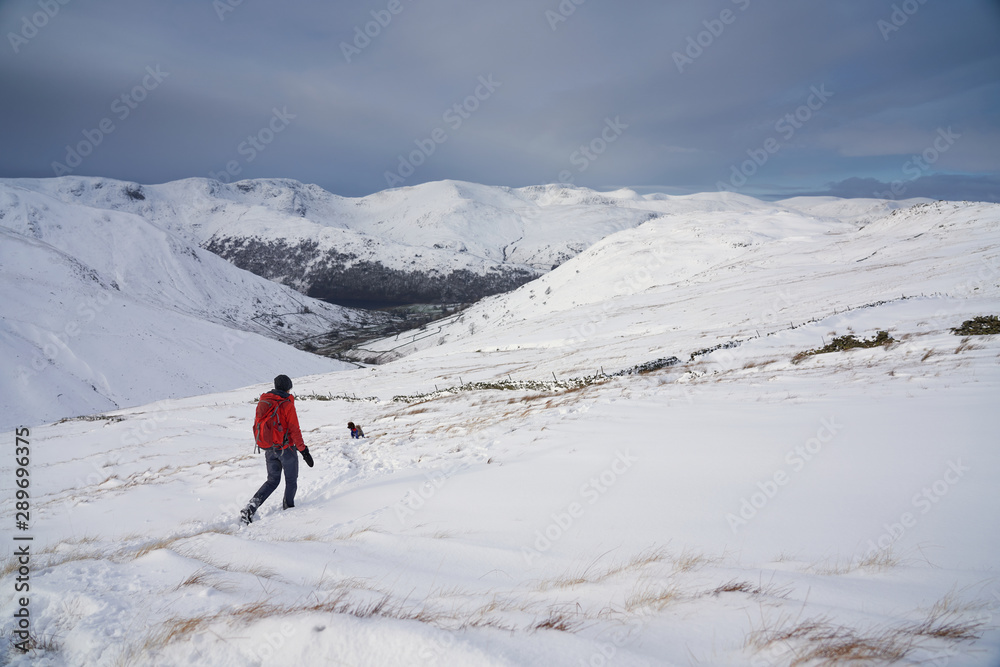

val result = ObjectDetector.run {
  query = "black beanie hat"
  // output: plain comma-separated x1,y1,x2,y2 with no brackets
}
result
274,374,293,391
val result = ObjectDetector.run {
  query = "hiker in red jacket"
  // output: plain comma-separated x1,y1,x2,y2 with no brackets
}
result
240,375,313,524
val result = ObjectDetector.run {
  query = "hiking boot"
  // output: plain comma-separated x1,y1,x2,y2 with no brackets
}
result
240,499,259,525
282,498,294,510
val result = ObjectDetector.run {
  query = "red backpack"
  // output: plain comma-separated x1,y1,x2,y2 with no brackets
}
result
253,394,288,451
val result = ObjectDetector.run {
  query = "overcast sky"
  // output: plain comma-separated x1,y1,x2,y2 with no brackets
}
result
2,0,998,201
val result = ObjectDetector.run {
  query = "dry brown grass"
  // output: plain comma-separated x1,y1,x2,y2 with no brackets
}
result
708,578,792,602
747,616,915,665
622,578,683,612
428,530,456,539
174,567,237,593
954,337,983,354
812,548,900,575
138,584,569,653
904,591,989,641
537,547,670,591
132,536,184,560
747,589,987,666
532,611,582,633
743,358,779,370
333,523,387,541
673,548,716,573
712,579,764,596
4,629,62,654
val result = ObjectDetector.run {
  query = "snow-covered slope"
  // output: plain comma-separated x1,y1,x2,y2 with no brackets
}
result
2,192,999,666
8,176,919,308
6,177,663,306
0,183,369,430
353,199,996,374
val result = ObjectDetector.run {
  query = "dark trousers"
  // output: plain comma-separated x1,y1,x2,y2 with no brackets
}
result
251,446,299,509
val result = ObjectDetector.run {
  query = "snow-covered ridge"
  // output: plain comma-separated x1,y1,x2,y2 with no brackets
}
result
5,176,925,307
352,198,1000,371
0,182,373,430
5,177,664,306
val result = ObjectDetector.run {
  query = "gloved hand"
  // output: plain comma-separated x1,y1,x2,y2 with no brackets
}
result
301,446,314,468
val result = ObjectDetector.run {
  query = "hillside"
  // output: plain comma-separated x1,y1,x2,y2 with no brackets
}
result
2,193,999,666
4,177,850,308
350,199,989,371
0,182,371,430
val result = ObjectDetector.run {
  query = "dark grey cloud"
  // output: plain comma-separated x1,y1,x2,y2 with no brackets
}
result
1,0,998,201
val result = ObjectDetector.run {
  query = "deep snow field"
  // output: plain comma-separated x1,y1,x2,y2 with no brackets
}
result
2,193,1000,666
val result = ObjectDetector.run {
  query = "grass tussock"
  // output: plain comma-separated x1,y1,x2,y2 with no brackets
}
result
747,607,986,666
132,536,184,560
811,548,901,576
673,548,716,573
712,580,764,596
954,337,983,354
747,617,914,665
19,527,241,577
536,547,670,591
793,331,894,364
951,315,1000,336
333,523,387,541
4,629,62,654
532,612,582,633
139,585,583,653
623,578,683,612
743,358,779,370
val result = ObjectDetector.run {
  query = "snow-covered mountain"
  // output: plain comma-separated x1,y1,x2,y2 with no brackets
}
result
2,177,648,307
351,198,995,371
3,187,999,665
5,176,842,308
0,182,377,430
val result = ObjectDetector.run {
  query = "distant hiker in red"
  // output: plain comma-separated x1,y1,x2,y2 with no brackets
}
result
348,421,365,439
241,375,314,525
